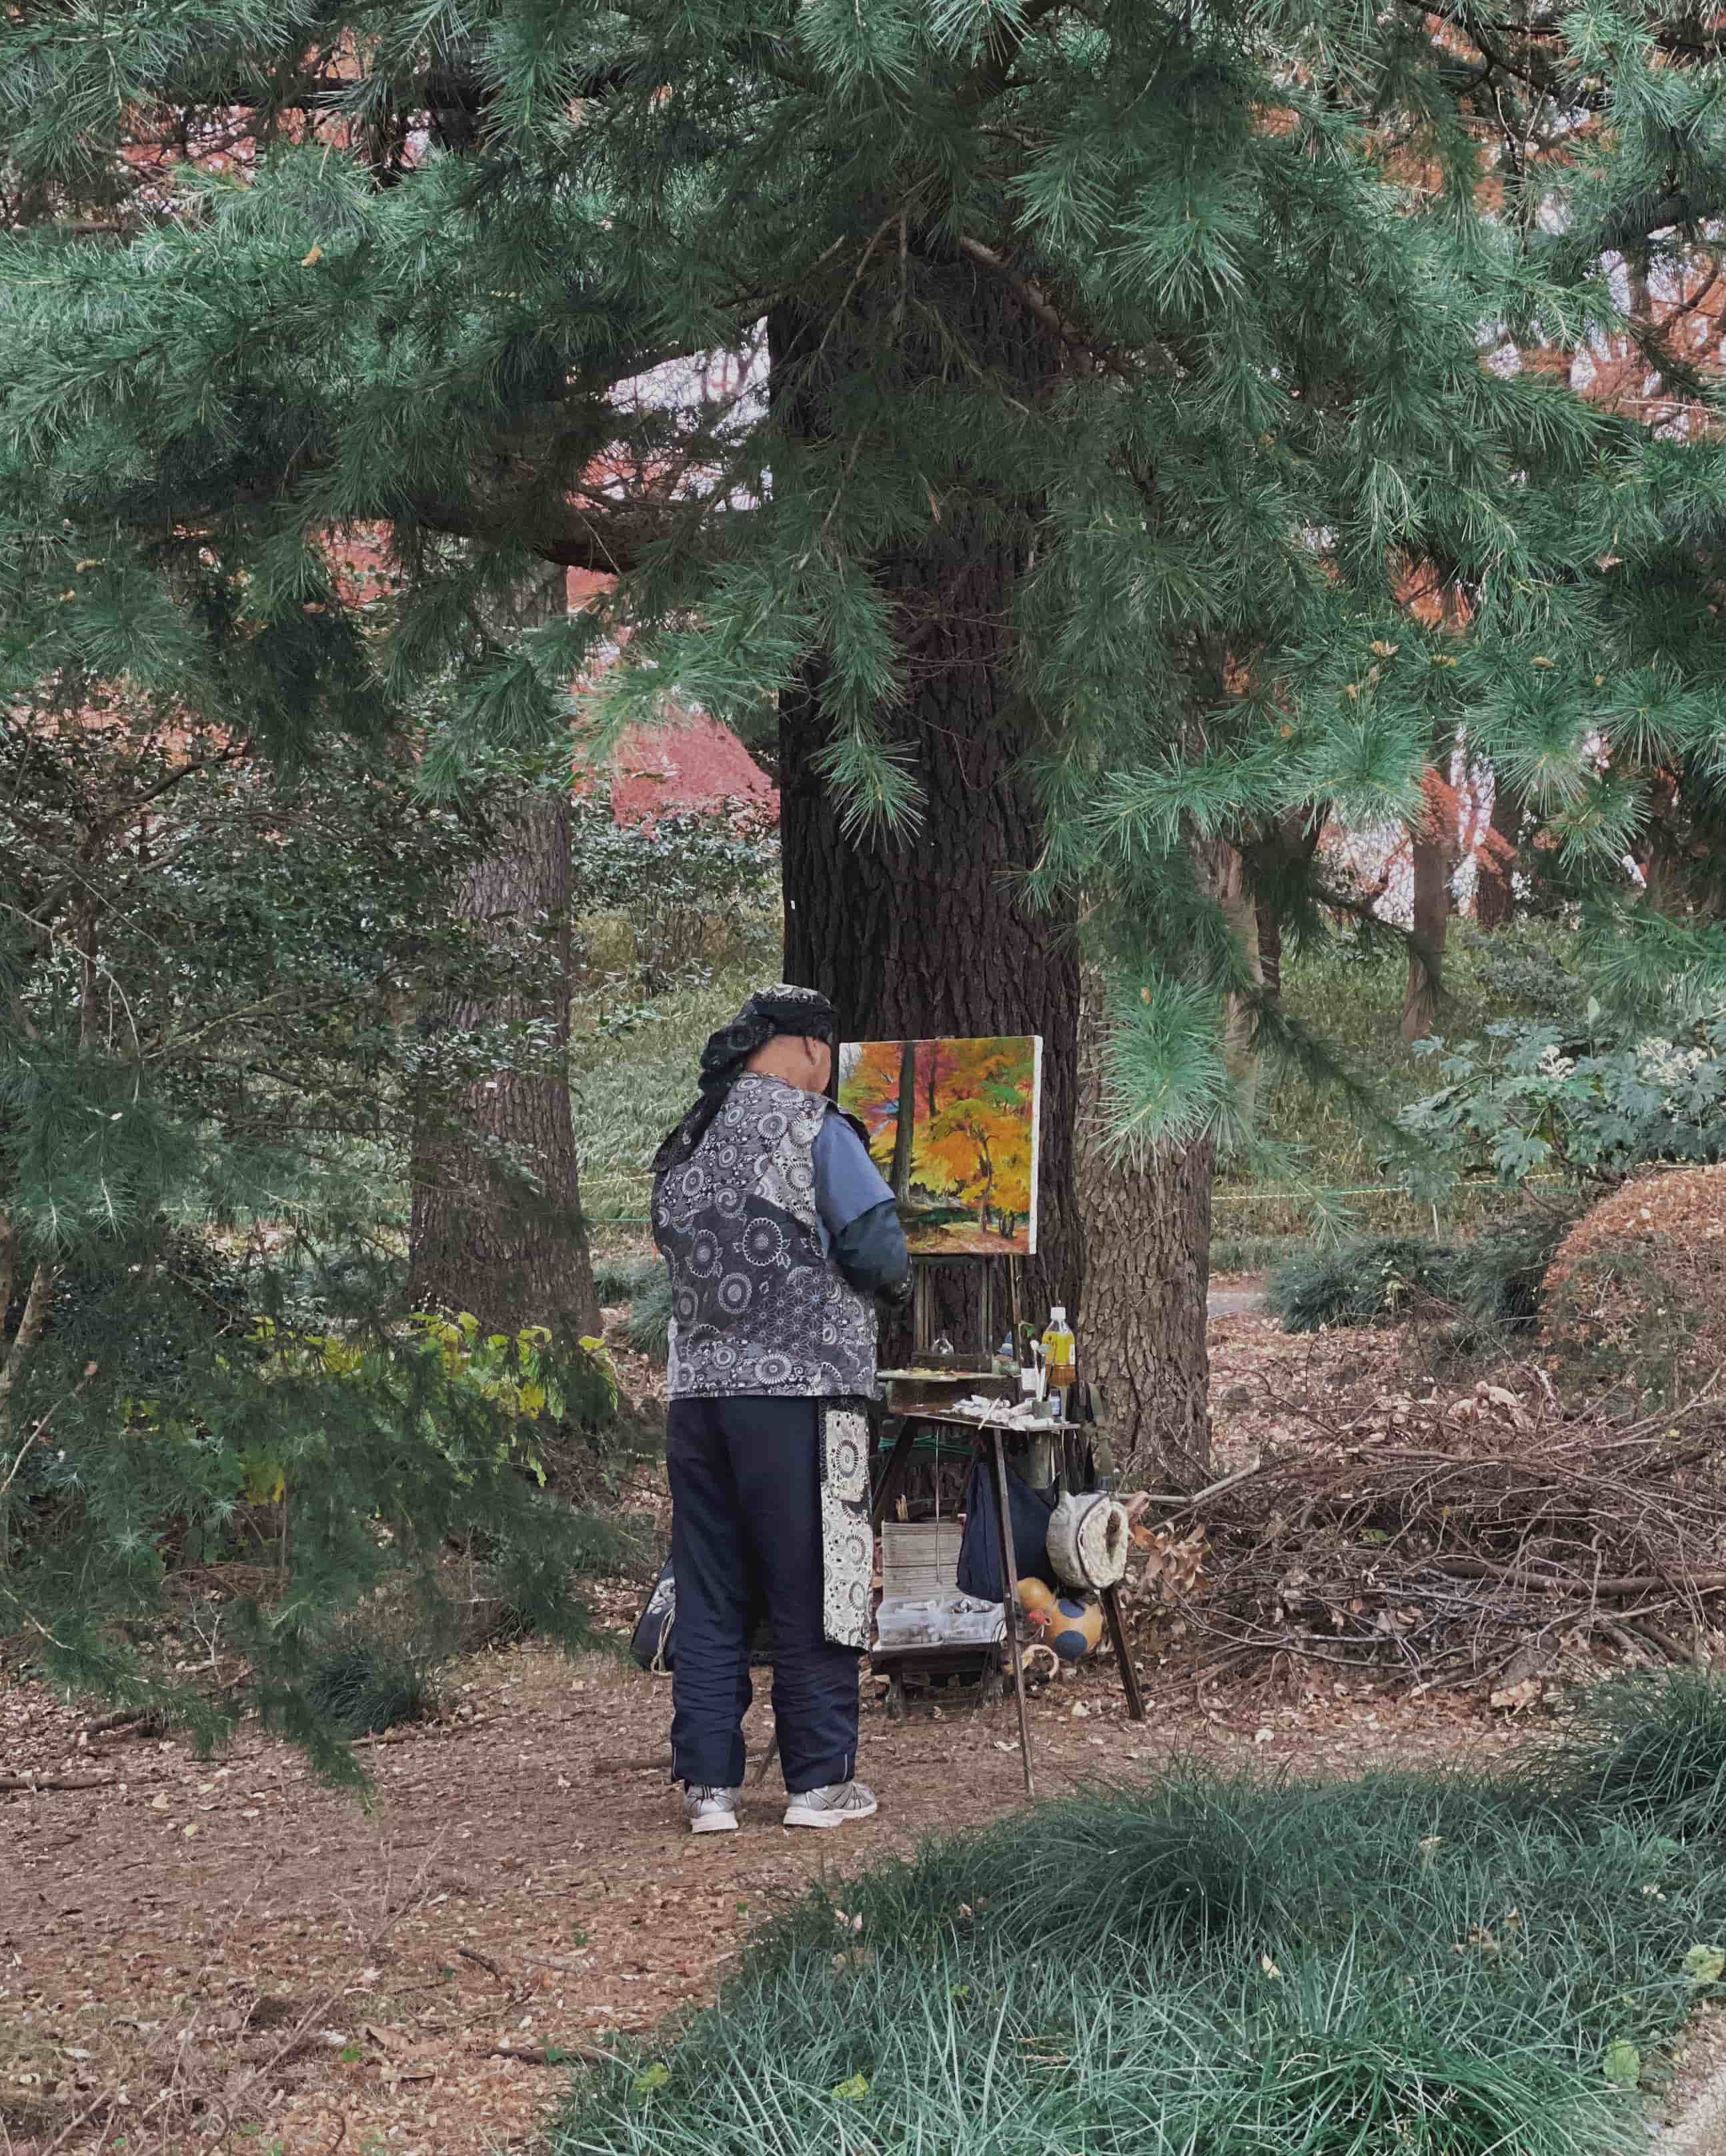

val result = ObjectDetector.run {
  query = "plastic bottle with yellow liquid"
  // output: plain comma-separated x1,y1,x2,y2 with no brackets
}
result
1041,1305,1076,1418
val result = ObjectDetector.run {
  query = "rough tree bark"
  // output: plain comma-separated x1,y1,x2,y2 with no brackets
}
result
1073,970,1213,1484
773,262,1082,1340
410,788,600,1340
409,572,598,1340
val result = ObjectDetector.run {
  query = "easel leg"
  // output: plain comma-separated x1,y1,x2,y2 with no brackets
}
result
1100,1584,1145,1721
988,1428,1036,1800
870,1416,918,1530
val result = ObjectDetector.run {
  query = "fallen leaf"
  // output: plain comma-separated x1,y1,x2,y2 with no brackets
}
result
1603,2039,1640,2087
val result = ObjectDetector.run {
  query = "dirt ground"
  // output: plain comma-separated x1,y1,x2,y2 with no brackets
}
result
2,1302,1530,2156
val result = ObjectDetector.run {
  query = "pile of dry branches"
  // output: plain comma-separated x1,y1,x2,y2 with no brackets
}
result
1152,1379,1726,1695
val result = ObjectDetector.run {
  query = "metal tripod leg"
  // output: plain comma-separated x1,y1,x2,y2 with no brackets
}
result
988,1426,1036,1800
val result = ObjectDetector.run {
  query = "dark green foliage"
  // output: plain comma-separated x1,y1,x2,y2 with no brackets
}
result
1401,912,1726,1198
1272,1237,1466,1332
302,1624,440,1738
627,1273,673,1362
1525,1675,1726,1841
592,1252,662,1306
1453,1204,1584,1330
3,0,1724,1171
0,697,639,1767
1271,1206,1579,1334
572,799,780,991
554,1677,1726,2156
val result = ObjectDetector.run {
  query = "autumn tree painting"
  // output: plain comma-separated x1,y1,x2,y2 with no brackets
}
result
840,1038,1042,1256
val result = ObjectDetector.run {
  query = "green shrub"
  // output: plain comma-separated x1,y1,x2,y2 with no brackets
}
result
1270,1208,1579,1337
1451,1202,1583,1329
1400,1013,1726,1192
1271,1236,1465,1331
303,1627,439,1737
593,1252,660,1305
1525,1673,1726,1841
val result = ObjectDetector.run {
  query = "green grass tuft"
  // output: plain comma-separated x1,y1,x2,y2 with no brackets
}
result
550,1677,1726,2156
302,1630,438,1737
1271,1236,1464,1331
1523,1673,1726,1840
626,1272,672,1359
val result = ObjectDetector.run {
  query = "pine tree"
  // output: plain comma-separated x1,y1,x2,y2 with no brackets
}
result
4,0,1726,1493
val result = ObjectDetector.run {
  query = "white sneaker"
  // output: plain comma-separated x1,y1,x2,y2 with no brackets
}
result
783,1780,878,1831
684,1784,740,1833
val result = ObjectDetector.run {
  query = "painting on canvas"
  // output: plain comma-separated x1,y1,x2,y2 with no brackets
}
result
837,1036,1042,1257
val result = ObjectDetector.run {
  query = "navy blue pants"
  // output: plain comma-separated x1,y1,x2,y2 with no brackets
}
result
666,1394,861,1795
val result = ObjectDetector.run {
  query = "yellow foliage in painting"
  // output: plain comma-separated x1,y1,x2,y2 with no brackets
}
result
839,1034,1039,1252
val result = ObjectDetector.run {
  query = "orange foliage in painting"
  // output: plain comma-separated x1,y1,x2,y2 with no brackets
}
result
840,1036,1039,1254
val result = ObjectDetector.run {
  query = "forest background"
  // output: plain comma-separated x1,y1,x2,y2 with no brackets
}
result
4,0,1726,1763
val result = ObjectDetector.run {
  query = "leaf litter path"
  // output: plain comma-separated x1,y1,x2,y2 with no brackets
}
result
2,1306,1513,2156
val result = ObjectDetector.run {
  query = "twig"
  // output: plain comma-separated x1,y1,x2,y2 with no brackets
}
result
485,2041,622,2067
0,1773,117,1793
81,1710,151,1740
457,1945,506,1979
189,1846,438,2151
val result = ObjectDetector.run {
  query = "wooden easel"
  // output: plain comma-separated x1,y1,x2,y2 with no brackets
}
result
869,1255,1146,1799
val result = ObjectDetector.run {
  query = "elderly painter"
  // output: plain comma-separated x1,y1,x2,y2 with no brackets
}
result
650,984,910,1835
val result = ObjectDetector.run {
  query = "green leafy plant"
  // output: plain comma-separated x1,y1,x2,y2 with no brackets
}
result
303,1623,439,1737
1400,1012,1726,1193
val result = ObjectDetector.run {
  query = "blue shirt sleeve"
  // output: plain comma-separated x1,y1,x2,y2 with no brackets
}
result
813,1113,895,1244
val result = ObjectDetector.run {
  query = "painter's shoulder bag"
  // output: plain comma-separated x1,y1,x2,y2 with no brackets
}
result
630,1558,677,1675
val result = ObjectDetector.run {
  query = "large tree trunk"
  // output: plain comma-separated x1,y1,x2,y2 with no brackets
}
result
409,794,599,1340
411,561,599,1340
1475,765,1522,929
772,263,1082,1343
1074,972,1213,1484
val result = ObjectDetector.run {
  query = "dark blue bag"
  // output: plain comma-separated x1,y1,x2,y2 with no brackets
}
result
630,1558,678,1673
956,1456,1057,1601
629,1556,774,1672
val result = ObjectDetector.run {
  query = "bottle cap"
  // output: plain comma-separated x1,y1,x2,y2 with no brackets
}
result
1050,1305,1066,1324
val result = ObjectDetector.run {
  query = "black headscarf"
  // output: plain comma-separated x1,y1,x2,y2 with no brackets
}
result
651,982,838,1183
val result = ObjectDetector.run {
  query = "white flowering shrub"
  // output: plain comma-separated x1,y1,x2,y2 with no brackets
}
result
1399,1006,1726,1188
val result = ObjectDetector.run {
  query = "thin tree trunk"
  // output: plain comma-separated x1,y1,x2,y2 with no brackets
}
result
1250,808,1326,1000
0,1254,59,1566
1074,972,1212,1484
409,790,600,1341
1402,729,1460,1042
1475,766,1522,929
1255,899,1284,999
889,1039,916,1202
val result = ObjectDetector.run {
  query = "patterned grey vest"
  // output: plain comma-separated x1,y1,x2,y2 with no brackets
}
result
653,1074,879,1400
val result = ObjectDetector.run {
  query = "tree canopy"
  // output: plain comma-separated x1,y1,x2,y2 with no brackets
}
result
3,1,1724,1139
